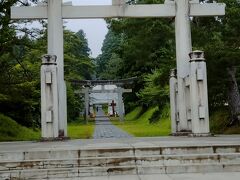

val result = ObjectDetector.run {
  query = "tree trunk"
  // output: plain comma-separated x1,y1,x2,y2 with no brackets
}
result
227,66,240,126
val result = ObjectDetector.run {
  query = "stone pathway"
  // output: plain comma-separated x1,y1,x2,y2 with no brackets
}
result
93,107,132,139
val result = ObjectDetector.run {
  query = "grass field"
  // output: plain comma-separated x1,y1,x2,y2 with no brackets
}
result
0,114,95,141
111,106,171,137
0,114,41,141
210,109,240,134
68,119,95,139
1,107,239,142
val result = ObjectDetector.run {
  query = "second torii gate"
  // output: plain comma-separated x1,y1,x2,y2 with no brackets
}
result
11,0,225,138
79,86,132,121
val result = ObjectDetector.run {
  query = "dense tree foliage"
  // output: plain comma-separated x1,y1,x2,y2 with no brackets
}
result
0,0,41,127
64,30,95,121
192,0,240,125
95,30,122,79
0,0,94,127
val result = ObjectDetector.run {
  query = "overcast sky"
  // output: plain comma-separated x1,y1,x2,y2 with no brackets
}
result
63,0,112,58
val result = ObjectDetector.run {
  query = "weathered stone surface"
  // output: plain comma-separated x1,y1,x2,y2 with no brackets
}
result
0,152,24,161
170,172,240,180
140,174,172,180
1,136,240,179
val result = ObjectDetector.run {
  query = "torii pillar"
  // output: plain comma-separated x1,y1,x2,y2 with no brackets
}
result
117,87,132,121
175,0,192,132
41,55,59,139
83,87,90,121
171,0,225,135
14,0,67,138
47,0,67,138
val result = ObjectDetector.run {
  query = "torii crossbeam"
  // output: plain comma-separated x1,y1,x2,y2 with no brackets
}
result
11,1,225,19
71,77,137,87
11,0,225,138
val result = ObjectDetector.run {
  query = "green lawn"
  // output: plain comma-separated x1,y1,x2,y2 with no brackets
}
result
111,106,171,137
112,106,240,137
210,109,240,134
0,113,41,141
0,114,95,141
68,120,95,139
1,107,239,142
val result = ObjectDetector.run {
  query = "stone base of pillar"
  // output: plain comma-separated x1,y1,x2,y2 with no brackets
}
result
41,136,70,142
188,133,214,137
171,131,192,136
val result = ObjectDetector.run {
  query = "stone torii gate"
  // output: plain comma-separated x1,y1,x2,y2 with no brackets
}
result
11,0,225,139
75,79,134,121
89,87,132,121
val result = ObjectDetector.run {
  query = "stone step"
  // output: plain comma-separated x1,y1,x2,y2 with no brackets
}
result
1,163,240,179
1,144,240,179
1,153,240,171
1,144,239,161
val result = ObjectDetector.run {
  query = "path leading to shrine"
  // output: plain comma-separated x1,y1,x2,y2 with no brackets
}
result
93,107,132,139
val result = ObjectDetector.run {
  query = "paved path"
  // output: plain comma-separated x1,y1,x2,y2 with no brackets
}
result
93,107,132,139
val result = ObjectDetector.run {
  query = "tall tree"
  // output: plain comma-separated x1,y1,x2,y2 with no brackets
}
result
64,30,94,81
0,0,43,127
96,30,122,79
63,30,95,120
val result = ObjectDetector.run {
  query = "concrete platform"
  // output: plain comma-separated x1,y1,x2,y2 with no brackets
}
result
0,135,240,152
1,135,240,179
75,172,240,180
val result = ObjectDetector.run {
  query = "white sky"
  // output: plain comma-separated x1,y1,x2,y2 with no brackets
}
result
63,0,112,58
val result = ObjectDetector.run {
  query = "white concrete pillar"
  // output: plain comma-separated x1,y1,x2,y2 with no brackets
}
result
89,104,94,116
117,87,124,121
84,87,90,119
184,76,192,130
47,0,67,137
175,0,192,131
189,51,210,135
41,55,59,139
108,102,112,115
112,0,125,5
169,69,178,134
122,102,125,115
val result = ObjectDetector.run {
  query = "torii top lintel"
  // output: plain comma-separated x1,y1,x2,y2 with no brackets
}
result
11,0,225,20
71,77,137,87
